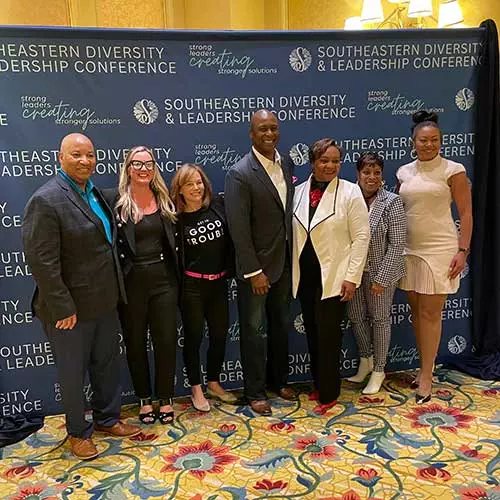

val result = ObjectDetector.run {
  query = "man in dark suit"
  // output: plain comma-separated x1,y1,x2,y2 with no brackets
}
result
224,109,297,416
22,133,140,460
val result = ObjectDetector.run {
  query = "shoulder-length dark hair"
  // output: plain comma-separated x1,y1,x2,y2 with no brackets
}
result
308,138,344,164
170,163,213,214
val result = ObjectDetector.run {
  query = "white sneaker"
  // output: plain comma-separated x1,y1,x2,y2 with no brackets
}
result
362,371,386,394
347,356,374,383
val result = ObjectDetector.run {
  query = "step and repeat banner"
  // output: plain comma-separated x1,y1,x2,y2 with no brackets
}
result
0,27,480,416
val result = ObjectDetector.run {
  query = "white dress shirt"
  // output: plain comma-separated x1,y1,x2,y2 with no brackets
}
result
252,146,287,209
244,147,287,279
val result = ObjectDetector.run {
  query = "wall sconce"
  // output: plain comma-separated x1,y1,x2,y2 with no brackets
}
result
352,0,464,30
360,0,384,24
407,0,433,18
344,17,363,30
438,0,464,28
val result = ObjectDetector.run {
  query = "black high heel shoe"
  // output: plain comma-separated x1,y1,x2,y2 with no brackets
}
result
415,392,431,405
139,398,156,425
158,398,174,425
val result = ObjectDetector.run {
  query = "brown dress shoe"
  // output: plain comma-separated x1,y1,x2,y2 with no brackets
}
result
94,421,141,438
68,436,99,460
277,386,299,401
249,399,272,416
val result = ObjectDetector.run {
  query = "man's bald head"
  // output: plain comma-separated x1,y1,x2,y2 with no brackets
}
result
250,109,277,131
58,133,96,189
249,109,279,161
60,133,94,153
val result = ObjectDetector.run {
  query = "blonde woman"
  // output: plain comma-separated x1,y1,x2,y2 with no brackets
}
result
103,146,179,425
171,164,238,412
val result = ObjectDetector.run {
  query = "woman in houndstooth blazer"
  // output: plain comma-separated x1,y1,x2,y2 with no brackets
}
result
347,152,407,394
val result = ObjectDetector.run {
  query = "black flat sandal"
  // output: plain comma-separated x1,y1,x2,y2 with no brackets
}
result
139,398,157,425
158,398,174,425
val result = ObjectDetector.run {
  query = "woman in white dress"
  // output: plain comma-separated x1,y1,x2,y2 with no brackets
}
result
397,111,472,404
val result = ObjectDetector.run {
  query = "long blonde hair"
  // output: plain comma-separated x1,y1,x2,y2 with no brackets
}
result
116,146,176,223
170,163,212,214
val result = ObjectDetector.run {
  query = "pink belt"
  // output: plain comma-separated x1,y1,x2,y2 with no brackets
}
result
184,270,227,280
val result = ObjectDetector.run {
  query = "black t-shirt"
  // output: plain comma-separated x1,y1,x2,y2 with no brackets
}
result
134,211,165,261
182,207,226,274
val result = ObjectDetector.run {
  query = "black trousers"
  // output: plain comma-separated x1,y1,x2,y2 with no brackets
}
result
180,276,229,386
44,310,121,438
298,241,346,404
120,261,178,401
237,258,291,401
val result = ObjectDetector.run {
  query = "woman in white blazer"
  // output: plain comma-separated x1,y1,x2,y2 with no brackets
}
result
293,138,370,410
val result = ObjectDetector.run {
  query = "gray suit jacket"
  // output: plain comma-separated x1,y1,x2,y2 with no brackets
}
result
366,188,407,287
224,151,294,283
22,176,125,324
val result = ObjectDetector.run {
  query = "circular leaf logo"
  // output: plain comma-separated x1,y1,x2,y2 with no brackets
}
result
448,335,467,354
455,88,475,111
289,47,312,72
289,143,310,166
294,313,305,334
133,99,159,125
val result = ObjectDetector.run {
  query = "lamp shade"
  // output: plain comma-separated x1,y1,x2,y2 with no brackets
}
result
344,16,363,30
438,0,464,27
360,0,384,23
407,0,433,18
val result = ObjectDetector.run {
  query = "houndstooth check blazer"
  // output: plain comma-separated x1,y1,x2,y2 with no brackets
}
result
366,188,407,287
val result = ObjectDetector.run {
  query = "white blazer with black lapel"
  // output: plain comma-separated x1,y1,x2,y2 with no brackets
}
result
224,150,294,284
366,188,406,287
292,176,370,300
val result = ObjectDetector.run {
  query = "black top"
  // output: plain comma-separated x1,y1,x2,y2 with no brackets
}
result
181,207,226,274
134,211,165,263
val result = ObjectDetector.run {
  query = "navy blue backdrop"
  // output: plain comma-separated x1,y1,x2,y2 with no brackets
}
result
0,26,480,417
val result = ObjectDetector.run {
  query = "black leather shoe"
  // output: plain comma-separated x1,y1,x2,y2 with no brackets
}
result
249,399,272,416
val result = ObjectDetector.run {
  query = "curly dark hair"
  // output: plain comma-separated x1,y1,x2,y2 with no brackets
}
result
356,151,384,172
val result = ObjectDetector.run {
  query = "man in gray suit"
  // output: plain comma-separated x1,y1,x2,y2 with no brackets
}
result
22,133,140,460
225,110,297,416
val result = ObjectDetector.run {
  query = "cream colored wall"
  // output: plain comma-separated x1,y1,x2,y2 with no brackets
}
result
1,0,70,26
0,0,497,30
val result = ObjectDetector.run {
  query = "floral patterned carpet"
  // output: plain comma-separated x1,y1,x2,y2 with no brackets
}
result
1,368,500,500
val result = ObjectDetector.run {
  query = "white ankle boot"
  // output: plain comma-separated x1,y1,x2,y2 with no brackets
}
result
347,356,373,383
362,371,386,394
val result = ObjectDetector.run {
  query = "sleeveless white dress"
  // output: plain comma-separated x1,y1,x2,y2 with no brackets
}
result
396,155,465,295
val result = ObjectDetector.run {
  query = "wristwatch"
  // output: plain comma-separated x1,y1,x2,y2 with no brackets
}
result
458,247,470,255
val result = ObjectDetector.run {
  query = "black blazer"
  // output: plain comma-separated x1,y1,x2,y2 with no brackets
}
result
224,150,294,283
175,194,235,279
102,188,180,283
22,176,126,323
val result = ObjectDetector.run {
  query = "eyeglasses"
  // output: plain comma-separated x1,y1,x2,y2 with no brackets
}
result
130,160,155,171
